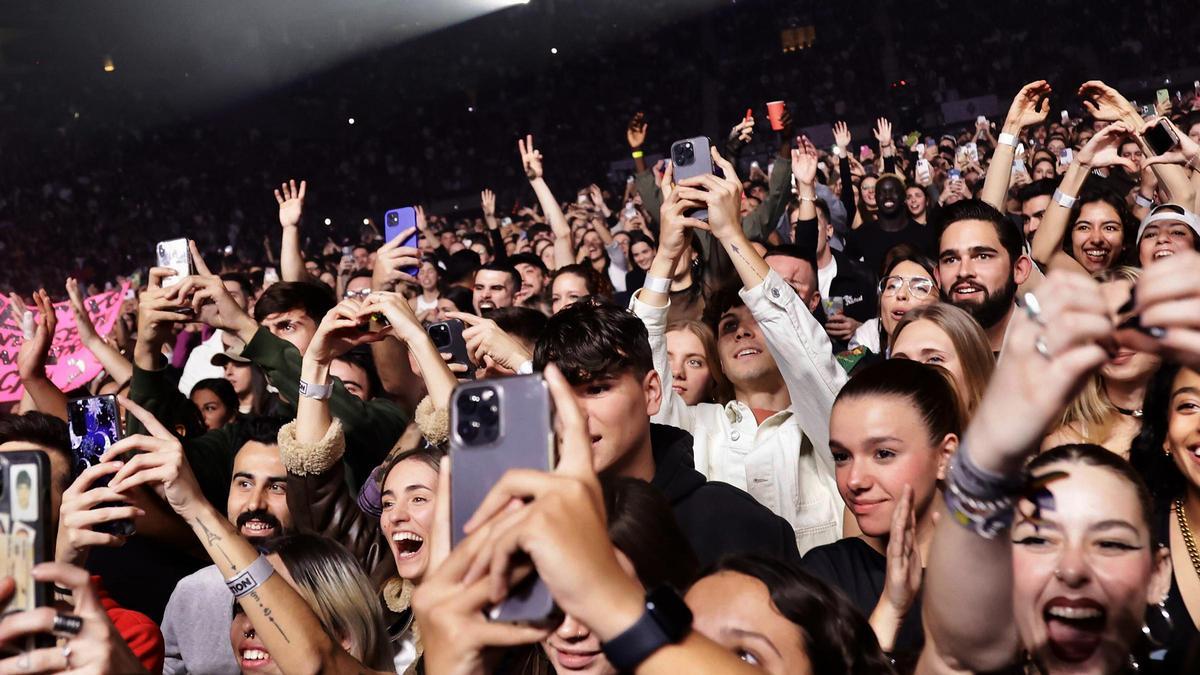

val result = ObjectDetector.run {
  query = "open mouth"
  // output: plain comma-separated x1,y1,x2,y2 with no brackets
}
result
734,347,761,360
890,308,908,322
952,282,983,299
479,301,496,310
239,647,273,670
392,531,425,560
1153,248,1175,260
1082,247,1110,263
240,520,276,537
882,200,897,209
1043,597,1106,663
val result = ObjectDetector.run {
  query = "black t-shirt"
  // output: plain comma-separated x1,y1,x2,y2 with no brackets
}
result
1154,504,1200,674
801,537,925,655
845,218,939,277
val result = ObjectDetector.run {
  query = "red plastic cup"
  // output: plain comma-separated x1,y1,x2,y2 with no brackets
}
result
766,101,785,130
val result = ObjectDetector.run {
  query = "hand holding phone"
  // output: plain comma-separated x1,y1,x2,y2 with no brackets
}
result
155,239,194,287
670,136,714,221
1142,118,1180,156
67,396,134,537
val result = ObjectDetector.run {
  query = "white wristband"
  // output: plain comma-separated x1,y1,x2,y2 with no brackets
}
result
1052,189,1077,209
643,275,671,294
226,555,276,598
1134,193,1154,208
299,379,333,400
997,132,1017,147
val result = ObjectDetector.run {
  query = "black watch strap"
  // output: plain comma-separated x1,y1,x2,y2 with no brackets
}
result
601,586,692,671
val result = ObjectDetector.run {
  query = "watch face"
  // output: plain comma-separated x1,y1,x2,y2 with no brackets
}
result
646,586,693,641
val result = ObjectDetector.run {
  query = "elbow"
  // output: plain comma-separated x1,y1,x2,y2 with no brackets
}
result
924,615,1020,672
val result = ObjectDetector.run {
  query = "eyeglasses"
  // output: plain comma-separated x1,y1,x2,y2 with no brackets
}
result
344,288,372,299
879,276,936,298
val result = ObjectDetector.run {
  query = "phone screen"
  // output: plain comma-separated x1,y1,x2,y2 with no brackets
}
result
0,454,47,616
1143,121,1178,156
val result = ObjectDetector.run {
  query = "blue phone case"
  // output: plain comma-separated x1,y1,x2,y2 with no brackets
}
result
384,207,420,275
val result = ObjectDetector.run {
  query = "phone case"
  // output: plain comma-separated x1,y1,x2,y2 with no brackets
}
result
0,450,53,648
155,238,193,287
450,375,557,624
670,136,713,221
67,396,134,537
384,207,420,276
426,320,475,381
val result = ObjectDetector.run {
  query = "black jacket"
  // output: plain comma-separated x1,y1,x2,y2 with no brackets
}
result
648,424,802,568
794,217,879,352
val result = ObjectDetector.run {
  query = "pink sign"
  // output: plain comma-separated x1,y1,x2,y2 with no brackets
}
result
0,285,131,402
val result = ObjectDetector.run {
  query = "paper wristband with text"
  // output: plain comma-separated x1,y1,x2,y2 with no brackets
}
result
226,555,276,598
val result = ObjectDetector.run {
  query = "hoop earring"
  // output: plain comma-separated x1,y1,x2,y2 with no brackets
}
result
1142,600,1173,648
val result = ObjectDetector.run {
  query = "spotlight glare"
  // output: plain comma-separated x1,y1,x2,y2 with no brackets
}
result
348,117,356,125
363,218,370,225
324,218,332,225
550,47,557,54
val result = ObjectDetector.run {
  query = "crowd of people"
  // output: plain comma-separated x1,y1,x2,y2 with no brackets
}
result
6,11,1200,674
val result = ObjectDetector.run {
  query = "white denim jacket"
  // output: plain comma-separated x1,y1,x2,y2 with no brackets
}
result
630,269,847,554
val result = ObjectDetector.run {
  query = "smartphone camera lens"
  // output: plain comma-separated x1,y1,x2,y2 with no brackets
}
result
480,403,499,424
458,394,479,415
429,324,449,347
387,211,399,226
458,420,479,441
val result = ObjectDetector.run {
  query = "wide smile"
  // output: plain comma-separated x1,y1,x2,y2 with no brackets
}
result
240,520,276,537
1153,248,1175,260
238,644,274,670
1081,247,1110,263
1042,596,1107,663
952,283,984,299
392,531,425,561
733,347,762,360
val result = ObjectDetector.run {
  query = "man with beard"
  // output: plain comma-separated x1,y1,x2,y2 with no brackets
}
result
936,199,1033,354
159,417,291,675
844,174,938,275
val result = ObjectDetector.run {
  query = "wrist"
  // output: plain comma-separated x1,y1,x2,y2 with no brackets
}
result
588,577,647,643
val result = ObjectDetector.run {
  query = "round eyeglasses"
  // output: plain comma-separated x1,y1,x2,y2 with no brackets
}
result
879,275,936,298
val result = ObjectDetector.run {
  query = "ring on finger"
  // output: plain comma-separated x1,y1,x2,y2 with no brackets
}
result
51,613,83,638
1021,292,1047,326
62,645,72,670
1035,333,1053,360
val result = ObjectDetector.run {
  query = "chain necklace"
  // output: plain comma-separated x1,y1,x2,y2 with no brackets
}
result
1174,499,1200,581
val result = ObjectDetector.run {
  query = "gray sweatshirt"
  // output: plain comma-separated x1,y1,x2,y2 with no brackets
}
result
161,565,240,675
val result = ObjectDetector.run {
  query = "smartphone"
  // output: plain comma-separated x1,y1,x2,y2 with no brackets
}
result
1060,110,1070,124
341,245,354,267
859,144,872,159
964,142,979,163
0,450,53,647
450,374,557,624
670,136,714,221
384,207,420,276
1142,118,1180,156
262,267,279,288
155,238,193,287
948,168,962,181
622,202,638,220
1059,148,1074,166
427,319,475,380
1156,88,1170,108
66,396,134,537
915,158,931,184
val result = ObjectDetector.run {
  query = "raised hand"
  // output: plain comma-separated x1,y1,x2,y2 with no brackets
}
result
872,485,923,652
873,117,893,149
55,462,143,566
832,121,852,151
480,189,496,218
16,290,56,383
626,111,648,149
518,134,544,181
1004,80,1052,130
65,278,100,345
1079,80,1138,124
1075,121,1137,171
1140,117,1200,169
274,179,307,229
670,148,744,242
791,136,819,186
103,397,206,521
307,298,389,364
656,163,702,262
1116,250,1200,370
371,229,421,292
727,116,755,149
446,311,532,374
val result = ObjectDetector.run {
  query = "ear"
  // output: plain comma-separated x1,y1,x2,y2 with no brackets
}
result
807,290,822,313
643,369,663,418
1145,544,1173,608
935,433,959,481
1013,253,1034,285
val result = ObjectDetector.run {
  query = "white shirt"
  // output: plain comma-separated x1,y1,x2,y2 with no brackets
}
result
631,270,848,554
178,330,230,397
817,255,838,302
850,318,883,354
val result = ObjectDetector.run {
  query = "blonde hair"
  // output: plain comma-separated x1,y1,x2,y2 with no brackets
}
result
891,303,995,418
264,535,394,671
665,320,732,404
1057,267,1143,443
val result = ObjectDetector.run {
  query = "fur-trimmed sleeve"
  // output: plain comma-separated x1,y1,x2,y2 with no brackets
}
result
278,418,346,476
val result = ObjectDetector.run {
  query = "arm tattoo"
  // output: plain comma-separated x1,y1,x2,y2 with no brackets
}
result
194,517,236,569
729,243,765,281
249,590,291,643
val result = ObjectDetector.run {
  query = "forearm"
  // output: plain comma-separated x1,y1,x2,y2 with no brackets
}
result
869,602,905,653
1149,162,1195,206
640,247,684,308
186,502,351,675
981,134,1017,209
797,182,817,221
923,500,1020,670
133,335,167,372
280,227,305,282
532,178,574,269
405,331,458,411
297,357,334,445
718,231,771,291
1030,161,1089,264
21,376,68,420
83,337,133,385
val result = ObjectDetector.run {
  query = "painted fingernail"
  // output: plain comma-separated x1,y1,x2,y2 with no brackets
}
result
1146,326,1167,339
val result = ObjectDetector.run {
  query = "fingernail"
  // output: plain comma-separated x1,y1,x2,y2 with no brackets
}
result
1146,326,1167,339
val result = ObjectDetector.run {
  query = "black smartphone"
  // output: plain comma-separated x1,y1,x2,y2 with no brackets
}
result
1142,119,1179,156
450,375,557,624
427,319,475,380
155,238,194,288
66,396,134,537
671,136,714,221
0,450,53,650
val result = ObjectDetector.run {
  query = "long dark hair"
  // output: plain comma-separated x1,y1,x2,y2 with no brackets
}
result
1061,178,1137,267
1129,363,1187,505
705,555,895,675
